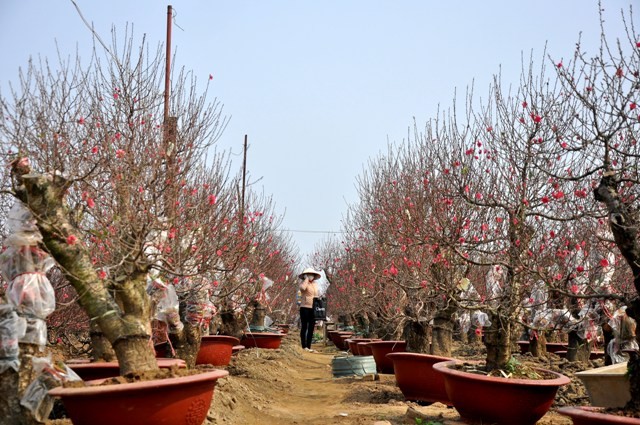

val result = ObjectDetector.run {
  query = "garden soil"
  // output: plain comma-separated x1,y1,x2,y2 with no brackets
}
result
46,332,599,425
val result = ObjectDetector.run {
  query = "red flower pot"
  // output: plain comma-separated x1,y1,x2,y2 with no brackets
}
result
346,338,380,355
330,331,353,349
196,335,241,366
240,332,285,349
48,369,228,425
517,340,530,354
358,342,373,356
232,345,245,355
546,342,568,353
69,358,186,381
557,406,640,424
387,352,454,406
433,360,570,425
275,324,290,334
367,340,407,374
337,333,354,350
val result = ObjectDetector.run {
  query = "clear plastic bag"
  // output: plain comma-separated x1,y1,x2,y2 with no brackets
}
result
608,307,638,364
20,356,81,422
0,305,26,373
147,275,184,333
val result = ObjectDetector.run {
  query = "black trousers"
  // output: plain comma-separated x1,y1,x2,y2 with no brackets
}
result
300,307,315,349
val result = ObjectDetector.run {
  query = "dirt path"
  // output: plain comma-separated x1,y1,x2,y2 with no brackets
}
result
207,334,573,424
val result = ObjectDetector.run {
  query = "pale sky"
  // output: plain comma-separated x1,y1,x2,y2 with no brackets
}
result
0,1,632,259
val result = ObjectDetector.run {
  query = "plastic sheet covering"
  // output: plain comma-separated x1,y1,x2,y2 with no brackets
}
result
0,202,55,346
607,307,638,364
20,356,81,422
147,274,183,333
0,305,26,373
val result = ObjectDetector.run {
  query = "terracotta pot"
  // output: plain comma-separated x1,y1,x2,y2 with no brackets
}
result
69,358,186,381
358,342,373,356
240,332,285,349
557,406,640,424
555,350,607,361
48,369,228,425
433,360,570,425
387,352,453,406
517,340,530,354
232,345,245,355
196,335,240,366
347,338,380,355
275,324,290,334
367,340,407,374
336,333,354,350
330,331,353,349
546,342,568,353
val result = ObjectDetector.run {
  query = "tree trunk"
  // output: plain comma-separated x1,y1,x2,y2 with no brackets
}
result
402,319,430,353
530,333,547,357
566,330,591,362
431,316,454,357
219,306,244,339
0,344,42,425
89,322,116,362
484,311,512,372
169,322,203,368
12,165,157,376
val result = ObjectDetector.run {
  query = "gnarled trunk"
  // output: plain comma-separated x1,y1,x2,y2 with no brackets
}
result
12,166,157,376
484,311,512,372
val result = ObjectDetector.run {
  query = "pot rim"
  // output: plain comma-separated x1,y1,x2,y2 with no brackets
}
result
432,359,571,386
386,352,454,362
242,332,285,338
366,340,406,347
69,358,186,370
557,406,640,423
48,369,229,397
201,335,241,344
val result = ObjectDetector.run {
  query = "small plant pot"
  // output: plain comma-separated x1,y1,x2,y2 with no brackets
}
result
337,333,354,350
275,324,290,334
367,340,407,374
232,345,245,355
240,332,285,349
48,369,228,425
196,335,241,366
387,352,453,405
433,360,570,425
69,358,186,381
557,406,640,424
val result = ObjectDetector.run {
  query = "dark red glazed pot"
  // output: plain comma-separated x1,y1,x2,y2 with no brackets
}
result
367,340,407,374
196,335,241,366
48,369,228,425
387,352,453,405
557,406,640,424
240,332,285,349
433,360,570,425
69,358,186,381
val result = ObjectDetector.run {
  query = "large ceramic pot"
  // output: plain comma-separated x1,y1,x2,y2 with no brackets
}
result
367,340,407,374
232,345,245,356
387,352,453,406
518,340,568,355
69,358,186,381
347,338,380,355
358,342,374,356
557,406,640,424
575,362,630,408
241,332,285,349
433,360,570,425
49,369,228,425
196,335,241,366
337,333,354,351
330,331,353,350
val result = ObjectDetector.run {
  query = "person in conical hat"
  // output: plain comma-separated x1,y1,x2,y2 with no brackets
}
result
298,267,321,352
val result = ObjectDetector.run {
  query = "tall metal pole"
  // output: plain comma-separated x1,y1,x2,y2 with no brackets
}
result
241,135,248,234
164,5,172,123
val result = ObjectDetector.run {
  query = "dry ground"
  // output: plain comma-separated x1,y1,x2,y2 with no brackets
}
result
47,332,601,424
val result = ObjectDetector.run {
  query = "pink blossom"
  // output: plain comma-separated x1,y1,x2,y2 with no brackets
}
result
91,146,99,154
115,149,125,158
541,196,549,204
66,234,78,245
98,270,107,279
552,191,565,200
77,117,85,124
208,194,217,205
209,74,214,80
600,258,610,267
86,198,95,208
